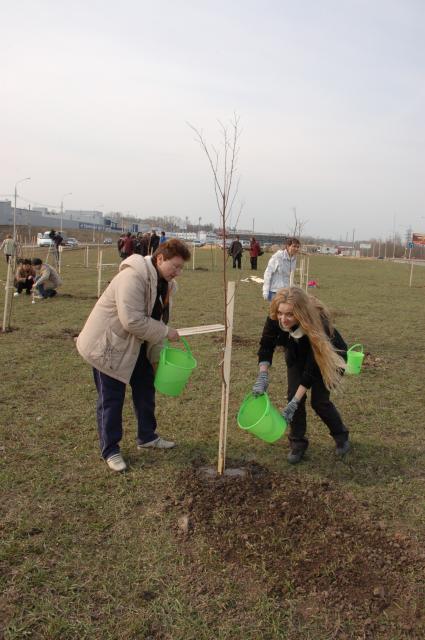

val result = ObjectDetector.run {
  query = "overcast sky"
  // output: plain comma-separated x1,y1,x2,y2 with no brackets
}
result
1,0,424,239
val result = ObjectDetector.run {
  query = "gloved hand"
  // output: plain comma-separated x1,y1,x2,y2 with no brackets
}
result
252,370,269,396
281,397,299,423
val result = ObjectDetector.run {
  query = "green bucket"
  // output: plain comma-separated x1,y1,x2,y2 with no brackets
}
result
154,337,197,397
237,393,287,443
347,343,364,375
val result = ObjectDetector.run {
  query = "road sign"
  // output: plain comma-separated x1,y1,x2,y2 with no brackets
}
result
408,242,414,249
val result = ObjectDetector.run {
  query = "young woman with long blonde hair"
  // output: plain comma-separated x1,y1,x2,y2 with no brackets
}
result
252,287,349,464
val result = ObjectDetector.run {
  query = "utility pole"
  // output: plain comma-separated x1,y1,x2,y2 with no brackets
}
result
252,218,255,234
352,228,355,256
13,177,31,240
392,213,396,259
60,192,72,234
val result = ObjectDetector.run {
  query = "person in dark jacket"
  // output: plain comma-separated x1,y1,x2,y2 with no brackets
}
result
249,237,261,270
229,236,243,269
252,287,349,464
149,230,160,254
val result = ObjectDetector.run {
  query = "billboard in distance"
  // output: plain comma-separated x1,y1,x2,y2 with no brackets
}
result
412,233,425,246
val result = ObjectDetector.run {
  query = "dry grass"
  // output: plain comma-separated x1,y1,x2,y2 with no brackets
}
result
0,246,424,639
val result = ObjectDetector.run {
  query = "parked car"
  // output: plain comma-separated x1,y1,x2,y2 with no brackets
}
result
103,238,113,245
36,232,54,247
65,237,79,247
191,240,206,247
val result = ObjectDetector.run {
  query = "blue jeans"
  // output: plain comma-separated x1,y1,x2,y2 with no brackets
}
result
268,291,276,301
93,343,157,459
36,284,56,298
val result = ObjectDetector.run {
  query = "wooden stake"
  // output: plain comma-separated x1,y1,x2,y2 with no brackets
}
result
2,259,14,332
217,281,235,475
85,245,89,268
177,323,225,337
409,261,414,287
97,250,103,298
305,257,310,291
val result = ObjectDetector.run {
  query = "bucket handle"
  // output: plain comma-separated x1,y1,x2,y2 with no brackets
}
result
348,343,363,354
162,336,193,358
243,391,270,414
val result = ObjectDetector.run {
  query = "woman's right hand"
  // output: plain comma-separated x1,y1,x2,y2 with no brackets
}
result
167,328,180,342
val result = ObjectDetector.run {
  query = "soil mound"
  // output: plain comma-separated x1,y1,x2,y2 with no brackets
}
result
173,464,425,637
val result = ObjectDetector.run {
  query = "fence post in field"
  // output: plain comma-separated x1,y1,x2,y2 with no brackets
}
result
2,258,14,332
305,256,310,291
97,250,103,298
409,262,414,288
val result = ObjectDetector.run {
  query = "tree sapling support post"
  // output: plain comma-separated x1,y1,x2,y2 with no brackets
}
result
217,280,235,475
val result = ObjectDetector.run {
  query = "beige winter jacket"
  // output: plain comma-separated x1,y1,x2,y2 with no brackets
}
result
76,254,175,384
35,263,62,290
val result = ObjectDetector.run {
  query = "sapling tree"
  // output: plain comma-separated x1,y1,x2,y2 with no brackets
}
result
189,114,242,473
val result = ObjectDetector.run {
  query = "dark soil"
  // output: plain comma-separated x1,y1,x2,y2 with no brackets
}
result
172,463,425,638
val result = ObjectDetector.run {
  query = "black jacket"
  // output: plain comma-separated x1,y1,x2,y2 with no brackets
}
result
257,317,347,389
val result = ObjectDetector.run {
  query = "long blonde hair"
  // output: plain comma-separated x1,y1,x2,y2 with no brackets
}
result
270,287,345,390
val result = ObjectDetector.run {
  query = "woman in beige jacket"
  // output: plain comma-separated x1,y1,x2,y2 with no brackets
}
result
77,239,191,471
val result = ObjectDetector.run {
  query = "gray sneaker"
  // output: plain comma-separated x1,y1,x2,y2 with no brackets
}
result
137,437,176,450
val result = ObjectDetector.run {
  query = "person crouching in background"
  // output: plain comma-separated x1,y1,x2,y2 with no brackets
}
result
14,259,36,296
31,258,62,298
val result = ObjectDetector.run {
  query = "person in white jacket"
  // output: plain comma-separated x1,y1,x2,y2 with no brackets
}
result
262,238,300,301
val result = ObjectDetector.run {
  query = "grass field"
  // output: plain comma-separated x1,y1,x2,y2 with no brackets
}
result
1,246,425,639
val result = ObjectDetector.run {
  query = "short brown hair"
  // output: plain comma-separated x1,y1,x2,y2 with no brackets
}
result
152,238,191,262
286,237,300,247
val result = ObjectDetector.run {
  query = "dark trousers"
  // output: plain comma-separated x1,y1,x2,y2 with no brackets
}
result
93,343,157,459
287,365,348,453
250,256,257,270
17,279,32,294
232,254,242,269
36,284,57,298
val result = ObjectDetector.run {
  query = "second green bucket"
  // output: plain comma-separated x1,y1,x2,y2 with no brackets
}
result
346,343,364,375
154,337,197,397
237,393,287,443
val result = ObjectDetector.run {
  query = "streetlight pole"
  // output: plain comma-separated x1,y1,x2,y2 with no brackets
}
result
198,216,202,239
60,192,72,234
93,204,104,243
14,177,31,240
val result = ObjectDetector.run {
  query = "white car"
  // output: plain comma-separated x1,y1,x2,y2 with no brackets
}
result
36,232,54,247
65,237,79,247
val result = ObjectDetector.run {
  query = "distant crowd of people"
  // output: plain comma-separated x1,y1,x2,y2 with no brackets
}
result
117,230,167,260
